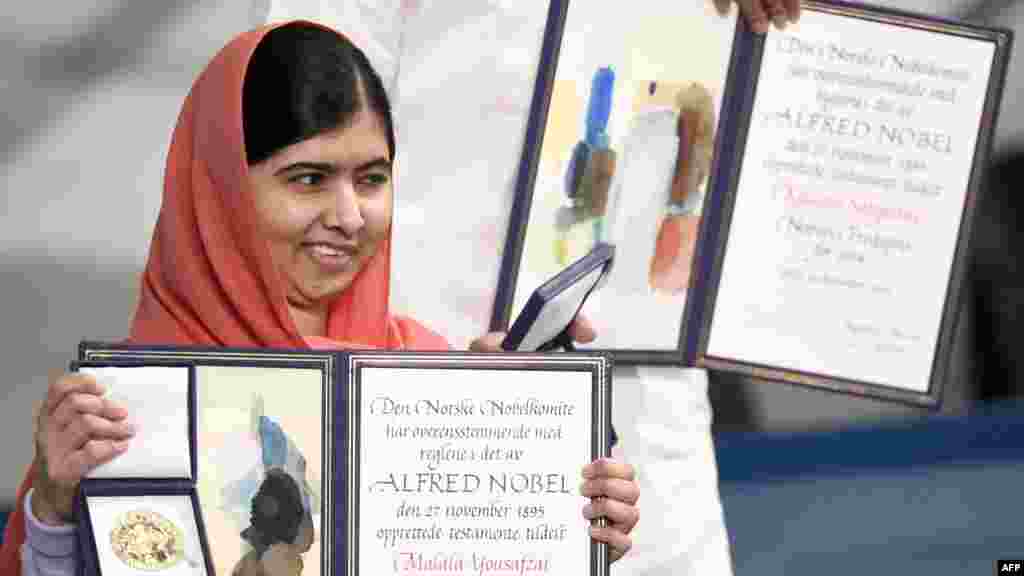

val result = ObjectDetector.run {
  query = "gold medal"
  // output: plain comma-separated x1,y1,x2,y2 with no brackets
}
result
109,509,185,571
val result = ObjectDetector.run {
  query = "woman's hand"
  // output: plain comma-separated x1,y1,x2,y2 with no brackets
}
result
32,371,135,525
713,0,801,33
582,458,640,563
469,318,640,563
468,313,597,351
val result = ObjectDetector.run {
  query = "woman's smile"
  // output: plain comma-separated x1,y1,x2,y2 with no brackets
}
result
303,241,357,272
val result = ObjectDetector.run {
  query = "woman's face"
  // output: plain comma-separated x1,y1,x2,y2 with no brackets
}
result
248,107,393,312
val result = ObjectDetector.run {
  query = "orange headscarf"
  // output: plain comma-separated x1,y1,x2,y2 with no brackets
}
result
130,19,447,351
2,20,448,571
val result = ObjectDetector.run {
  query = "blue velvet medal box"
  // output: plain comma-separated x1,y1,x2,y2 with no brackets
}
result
71,361,214,576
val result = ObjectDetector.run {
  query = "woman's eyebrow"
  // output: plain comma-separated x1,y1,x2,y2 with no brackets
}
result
274,161,336,176
357,157,392,172
274,157,391,176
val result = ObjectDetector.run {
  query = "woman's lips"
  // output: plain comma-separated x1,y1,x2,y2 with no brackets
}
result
304,242,356,272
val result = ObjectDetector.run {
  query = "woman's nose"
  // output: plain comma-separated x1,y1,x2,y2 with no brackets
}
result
323,179,365,235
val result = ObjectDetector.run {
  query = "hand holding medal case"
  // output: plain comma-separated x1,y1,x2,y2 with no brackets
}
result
72,361,214,576
502,242,614,352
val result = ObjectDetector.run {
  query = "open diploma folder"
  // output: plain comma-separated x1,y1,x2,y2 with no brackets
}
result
503,242,614,352
77,342,613,576
73,362,214,576
683,0,1012,405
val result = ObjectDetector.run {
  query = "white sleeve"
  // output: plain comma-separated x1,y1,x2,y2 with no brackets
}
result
610,367,734,576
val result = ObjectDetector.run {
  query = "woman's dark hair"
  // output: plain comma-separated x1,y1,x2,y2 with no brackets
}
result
243,468,305,552
243,22,395,165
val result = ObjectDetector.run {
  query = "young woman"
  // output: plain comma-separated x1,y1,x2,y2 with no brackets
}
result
4,2,798,572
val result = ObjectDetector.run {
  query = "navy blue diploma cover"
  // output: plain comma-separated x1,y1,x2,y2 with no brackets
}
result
77,342,613,576
681,0,1013,407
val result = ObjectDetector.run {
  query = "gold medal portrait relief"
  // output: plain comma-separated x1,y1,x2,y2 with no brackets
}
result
109,509,186,571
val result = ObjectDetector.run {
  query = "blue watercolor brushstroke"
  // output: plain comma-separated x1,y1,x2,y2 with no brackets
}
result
259,415,288,469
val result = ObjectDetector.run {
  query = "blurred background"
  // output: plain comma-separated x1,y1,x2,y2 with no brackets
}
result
1,0,270,492
2,1,1022,574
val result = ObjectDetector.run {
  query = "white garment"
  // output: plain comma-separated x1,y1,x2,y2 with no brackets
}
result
611,367,733,575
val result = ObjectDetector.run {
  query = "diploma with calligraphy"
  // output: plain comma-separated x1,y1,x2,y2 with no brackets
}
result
78,342,613,576
343,352,612,576
682,0,1013,406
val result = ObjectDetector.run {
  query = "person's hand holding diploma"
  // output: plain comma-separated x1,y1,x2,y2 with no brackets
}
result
470,314,640,562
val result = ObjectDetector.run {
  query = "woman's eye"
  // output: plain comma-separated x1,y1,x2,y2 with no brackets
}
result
290,173,324,187
360,172,390,187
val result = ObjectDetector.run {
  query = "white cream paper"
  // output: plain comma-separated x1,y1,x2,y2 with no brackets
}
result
83,366,192,479
706,10,995,391
357,366,594,575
